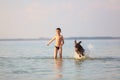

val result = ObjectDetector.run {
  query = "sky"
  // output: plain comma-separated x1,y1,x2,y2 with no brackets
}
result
0,0,120,39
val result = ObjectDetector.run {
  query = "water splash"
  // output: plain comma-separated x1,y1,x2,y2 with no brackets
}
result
87,43,94,50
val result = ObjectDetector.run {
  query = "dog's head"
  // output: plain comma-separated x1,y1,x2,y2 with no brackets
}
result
74,40,85,56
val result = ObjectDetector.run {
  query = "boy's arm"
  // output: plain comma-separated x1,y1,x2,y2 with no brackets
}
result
61,36,64,46
47,36,56,46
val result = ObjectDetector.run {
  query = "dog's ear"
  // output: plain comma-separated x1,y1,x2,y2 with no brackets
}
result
74,40,77,44
78,41,82,44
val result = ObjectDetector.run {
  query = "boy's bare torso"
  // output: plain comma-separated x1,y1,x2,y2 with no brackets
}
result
55,35,64,47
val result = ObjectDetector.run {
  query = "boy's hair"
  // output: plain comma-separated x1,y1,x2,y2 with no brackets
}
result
56,28,61,32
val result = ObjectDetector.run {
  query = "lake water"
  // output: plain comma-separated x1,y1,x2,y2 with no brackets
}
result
0,39,120,80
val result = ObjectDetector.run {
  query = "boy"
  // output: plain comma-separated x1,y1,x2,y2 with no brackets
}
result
47,28,64,59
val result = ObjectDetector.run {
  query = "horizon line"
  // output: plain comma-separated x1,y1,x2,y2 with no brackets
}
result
0,36,120,41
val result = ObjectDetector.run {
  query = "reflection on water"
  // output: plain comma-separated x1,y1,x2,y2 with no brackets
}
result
54,59,63,80
0,57,120,80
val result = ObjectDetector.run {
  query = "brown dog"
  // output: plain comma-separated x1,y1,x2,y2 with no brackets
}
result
74,40,85,59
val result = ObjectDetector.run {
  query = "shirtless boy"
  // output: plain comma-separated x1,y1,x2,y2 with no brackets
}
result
47,28,64,59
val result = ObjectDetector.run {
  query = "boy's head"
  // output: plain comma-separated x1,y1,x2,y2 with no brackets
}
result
56,28,61,33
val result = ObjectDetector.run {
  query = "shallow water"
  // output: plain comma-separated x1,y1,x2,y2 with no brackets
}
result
0,39,120,80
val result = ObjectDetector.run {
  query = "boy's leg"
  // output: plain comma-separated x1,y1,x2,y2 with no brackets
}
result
54,47,58,59
59,47,62,58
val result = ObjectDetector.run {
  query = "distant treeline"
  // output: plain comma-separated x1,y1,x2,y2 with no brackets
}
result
0,37,120,41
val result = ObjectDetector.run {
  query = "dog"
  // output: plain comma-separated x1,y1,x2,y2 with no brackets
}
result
74,40,85,59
